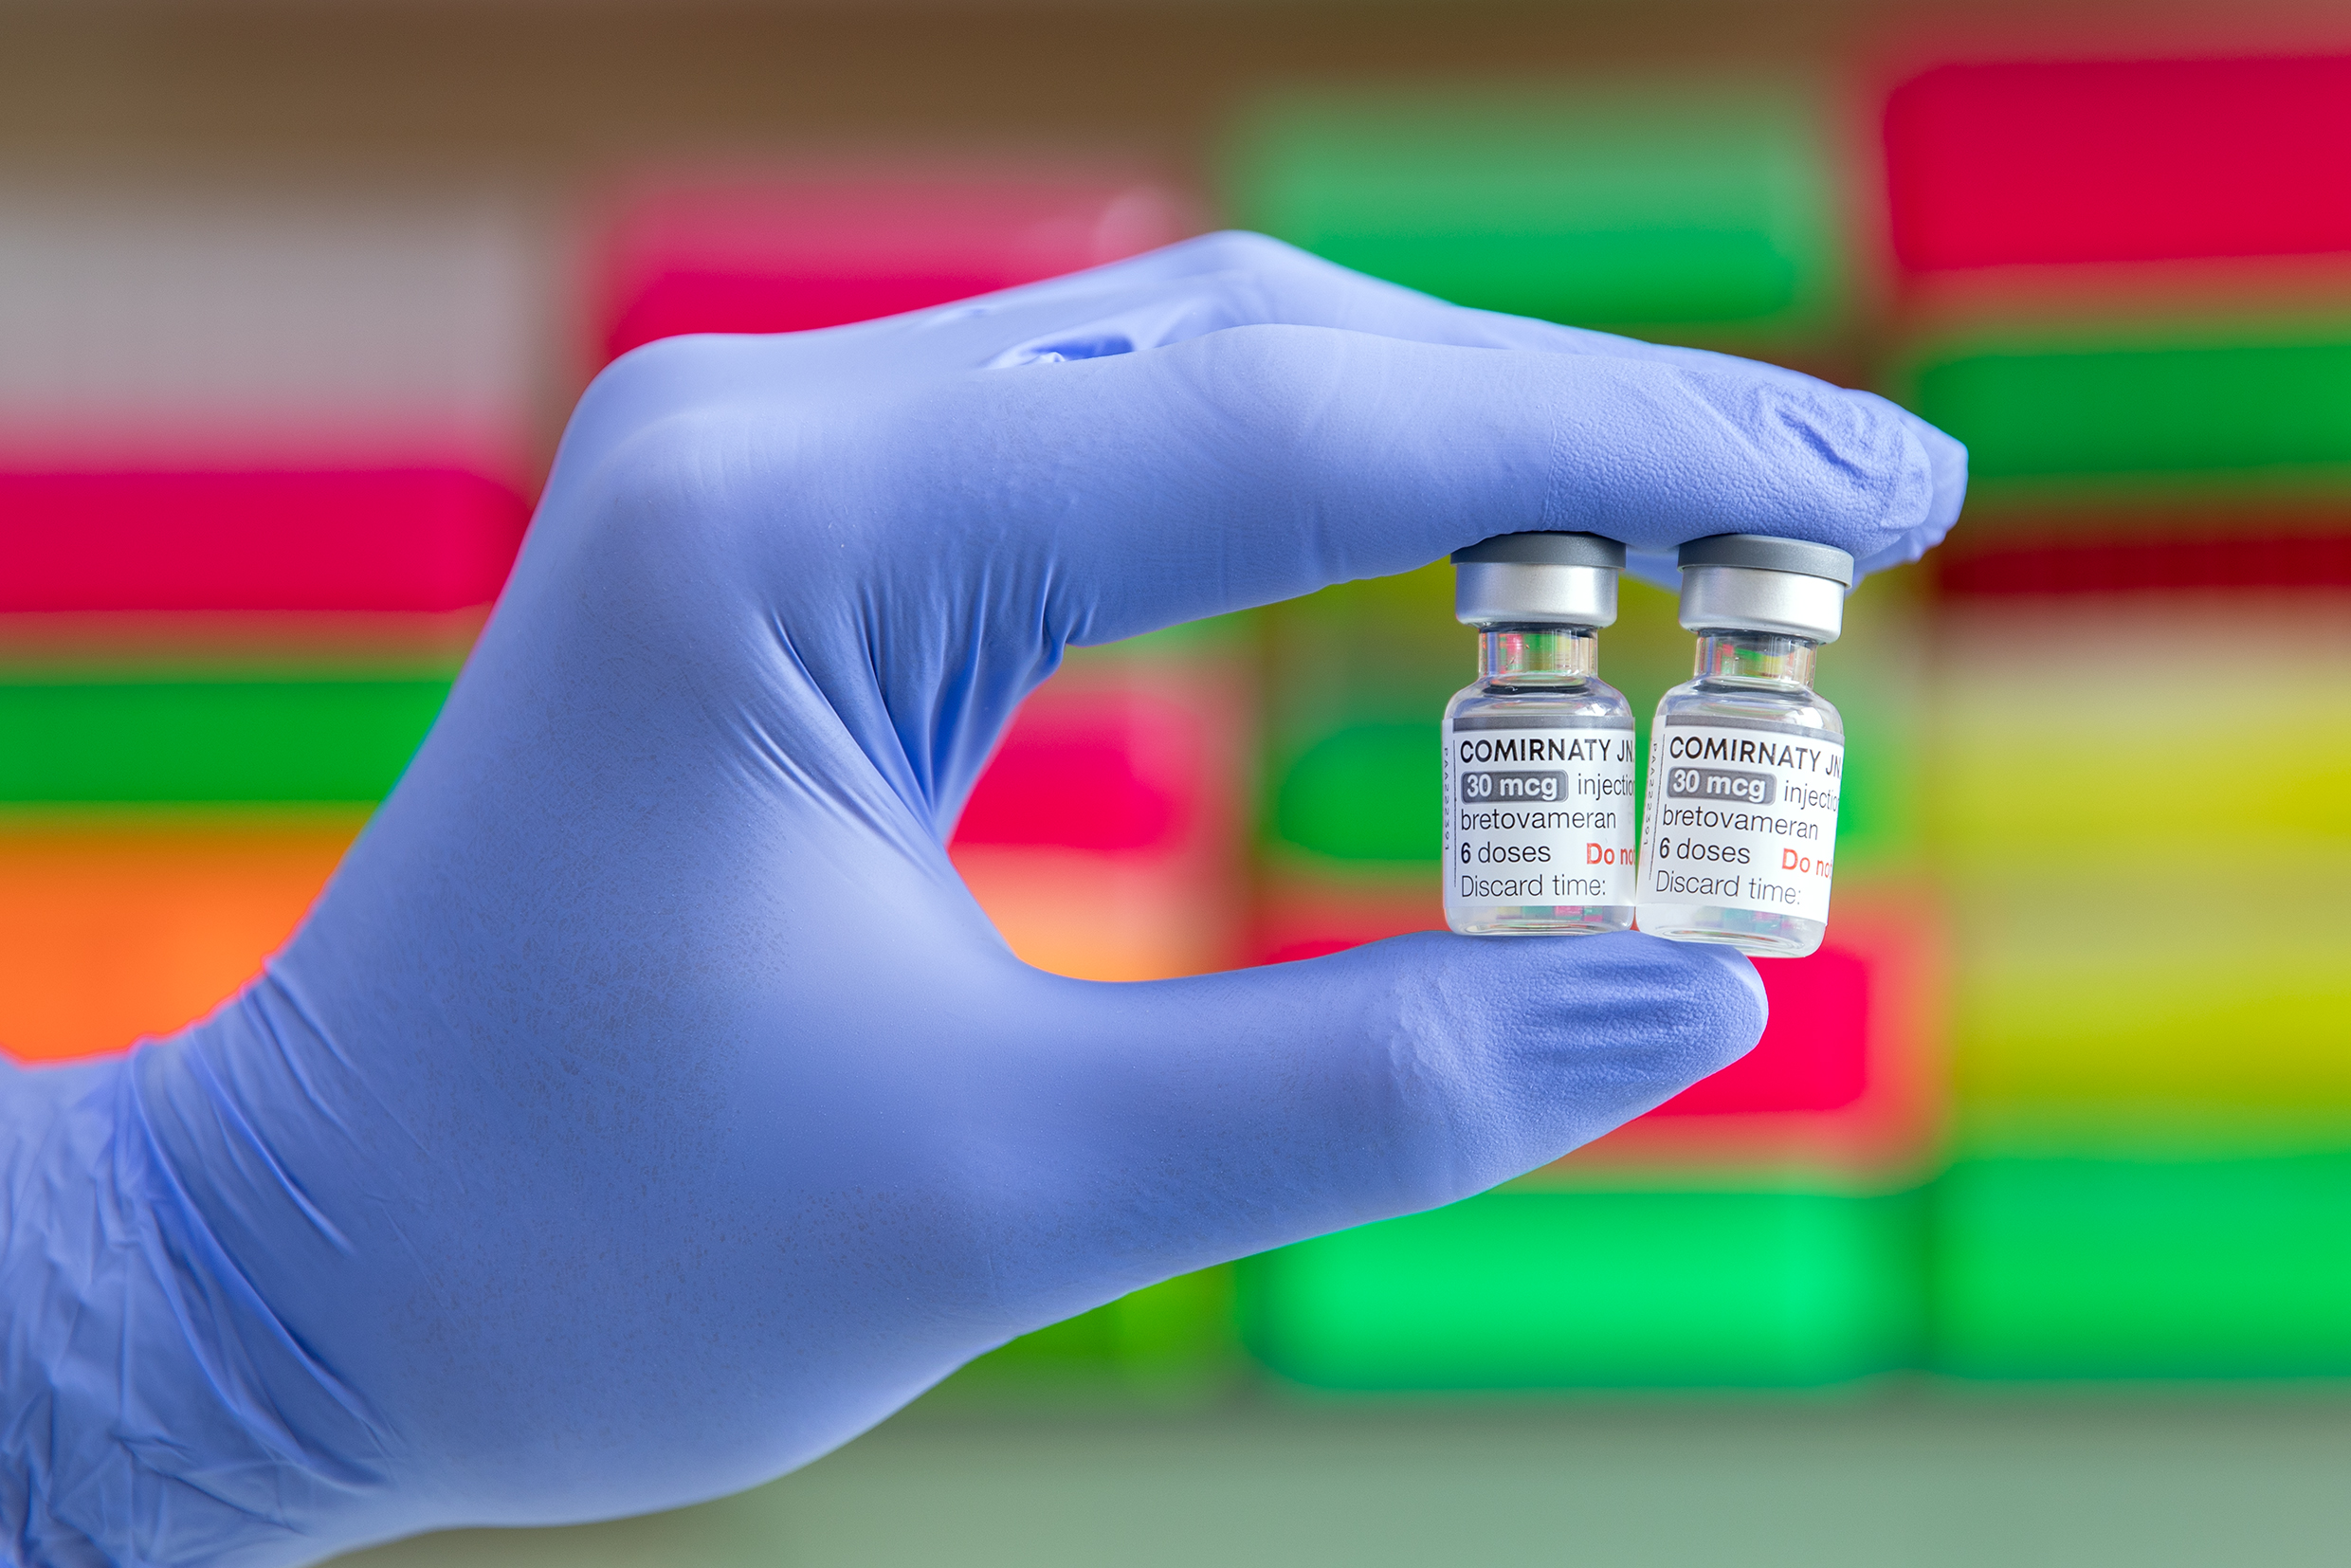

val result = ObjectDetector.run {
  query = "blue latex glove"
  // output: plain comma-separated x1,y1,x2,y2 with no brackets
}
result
0,233,1964,1566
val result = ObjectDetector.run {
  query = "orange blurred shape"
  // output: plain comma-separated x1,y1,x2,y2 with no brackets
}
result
0,816,359,1061
952,847,1232,983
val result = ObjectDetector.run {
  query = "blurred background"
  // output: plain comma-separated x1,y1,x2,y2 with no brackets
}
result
4,0,2350,1562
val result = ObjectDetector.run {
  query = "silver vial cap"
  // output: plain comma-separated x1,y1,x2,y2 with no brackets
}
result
1674,533,1854,644
1450,531,1625,629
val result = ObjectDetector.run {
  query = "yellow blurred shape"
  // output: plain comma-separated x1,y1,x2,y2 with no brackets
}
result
1951,874,2351,1110
1927,599,2351,868
0,813,362,1060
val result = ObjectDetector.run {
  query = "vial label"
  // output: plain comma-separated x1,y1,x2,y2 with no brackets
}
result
1443,717,1637,913
1638,720,1842,925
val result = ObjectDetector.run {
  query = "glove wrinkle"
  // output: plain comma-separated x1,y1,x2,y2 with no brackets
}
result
4,1057,399,1568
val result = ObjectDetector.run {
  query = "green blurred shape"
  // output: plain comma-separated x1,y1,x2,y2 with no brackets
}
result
1955,1107,2351,1165
1809,675,1914,871
0,678,450,802
943,1268,1237,1400
1242,1189,1920,1389
1910,337,2351,483
1254,568,1457,866
1816,572,1928,869
1830,726,1899,865
1935,1152,2351,1379
1273,722,1438,862
1228,82,1842,335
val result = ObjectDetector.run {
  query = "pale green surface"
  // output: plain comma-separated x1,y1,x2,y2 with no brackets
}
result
340,1395,2351,1567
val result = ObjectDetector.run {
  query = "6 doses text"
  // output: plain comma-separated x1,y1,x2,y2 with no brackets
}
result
1641,725,1842,918
1443,727,1638,905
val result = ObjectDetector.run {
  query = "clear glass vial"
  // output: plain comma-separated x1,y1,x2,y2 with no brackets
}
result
1443,531,1638,936
1636,534,1852,958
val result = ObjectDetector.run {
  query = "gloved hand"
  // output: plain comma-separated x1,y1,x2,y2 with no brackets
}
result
0,232,1964,1566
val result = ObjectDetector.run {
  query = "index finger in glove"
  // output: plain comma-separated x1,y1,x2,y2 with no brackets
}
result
925,232,1965,578
826,319,1940,648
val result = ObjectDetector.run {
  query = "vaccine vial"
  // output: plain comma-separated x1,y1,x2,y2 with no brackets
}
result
1443,531,1637,936
1636,534,1853,958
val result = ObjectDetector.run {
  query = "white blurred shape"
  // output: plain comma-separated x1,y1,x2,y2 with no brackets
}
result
0,180,547,475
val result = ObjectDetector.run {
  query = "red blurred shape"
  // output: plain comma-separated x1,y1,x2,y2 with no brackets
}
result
601,175,1189,359
1647,942,1868,1116
1248,895,1930,1170
1886,57,2351,271
1262,935,1366,964
1937,527,2351,596
0,469,527,613
953,689,1200,854
1552,891,1944,1179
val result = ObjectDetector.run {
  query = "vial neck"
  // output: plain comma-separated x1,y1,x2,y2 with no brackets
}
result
1693,629,1816,689
1479,626,1596,684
